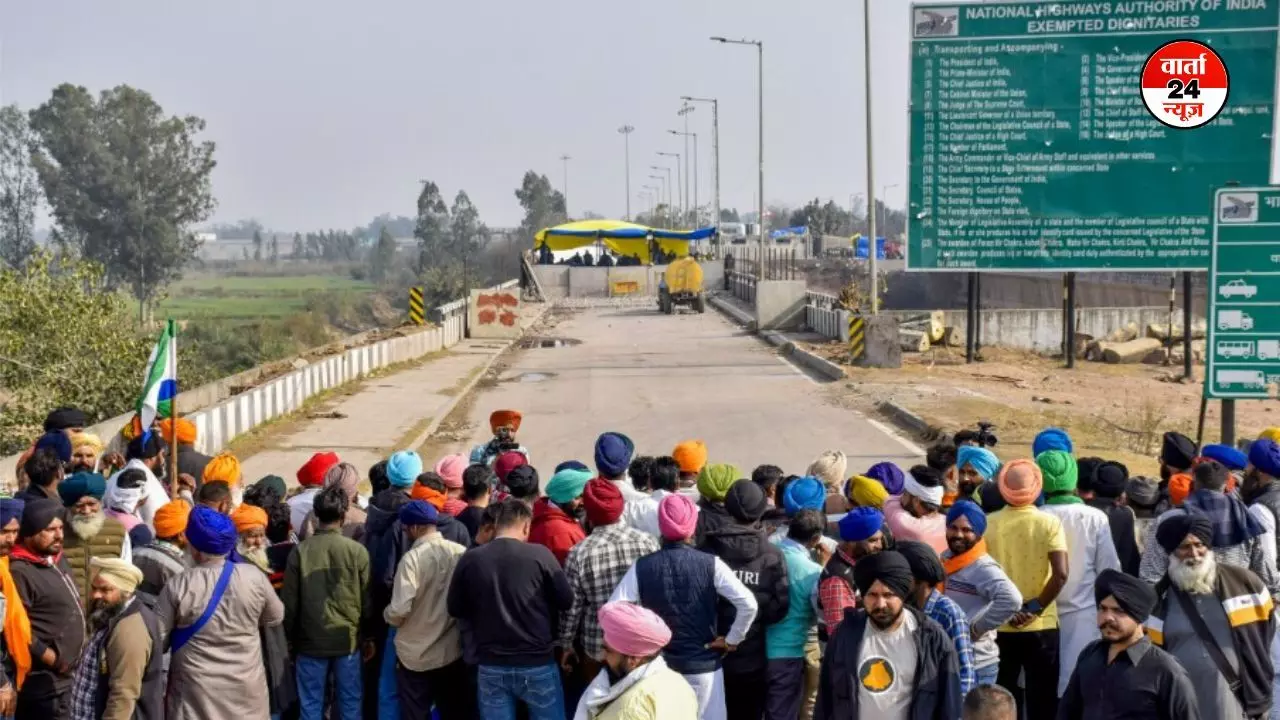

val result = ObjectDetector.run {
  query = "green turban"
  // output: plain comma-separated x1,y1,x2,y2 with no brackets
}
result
696,463,742,503
1037,450,1080,505
546,468,593,504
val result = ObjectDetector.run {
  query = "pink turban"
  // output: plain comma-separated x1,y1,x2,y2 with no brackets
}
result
598,601,672,657
657,493,699,541
434,454,467,490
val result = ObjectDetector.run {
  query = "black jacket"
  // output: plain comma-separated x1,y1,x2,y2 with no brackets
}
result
700,524,790,674
446,537,572,667
10,550,85,689
436,512,473,549
1087,497,1141,576
176,445,213,489
814,606,963,720
362,488,411,633
694,500,733,546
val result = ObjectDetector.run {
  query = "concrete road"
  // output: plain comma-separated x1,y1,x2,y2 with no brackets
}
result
432,304,923,477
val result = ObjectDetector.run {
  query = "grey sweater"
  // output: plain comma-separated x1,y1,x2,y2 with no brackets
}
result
942,551,1023,670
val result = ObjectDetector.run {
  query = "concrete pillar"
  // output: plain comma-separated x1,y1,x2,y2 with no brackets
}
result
755,280,808,331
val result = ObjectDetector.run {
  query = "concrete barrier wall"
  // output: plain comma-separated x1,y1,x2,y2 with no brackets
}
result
0,279,518,488
534,262,726,299
806,304,843,339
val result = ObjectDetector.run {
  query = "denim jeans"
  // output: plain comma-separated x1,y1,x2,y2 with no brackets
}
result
974,663,1000,687
379,628,401,720
476,663,565,720
296,652,362,720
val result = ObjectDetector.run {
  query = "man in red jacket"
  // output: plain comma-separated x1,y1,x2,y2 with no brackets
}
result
530,467,591,565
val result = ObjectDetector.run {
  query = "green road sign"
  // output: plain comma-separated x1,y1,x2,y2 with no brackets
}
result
907,0,1279,272
1207,186,1280,399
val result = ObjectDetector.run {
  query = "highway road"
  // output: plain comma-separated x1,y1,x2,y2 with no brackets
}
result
429,303,923,478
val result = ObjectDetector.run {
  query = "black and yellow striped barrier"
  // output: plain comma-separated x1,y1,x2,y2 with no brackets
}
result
408,287,424,325
848,312,865,364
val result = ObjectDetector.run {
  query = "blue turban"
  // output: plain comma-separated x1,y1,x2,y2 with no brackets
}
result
555,460,590,474
594,433,635,479
1032,427,1073,457
186,505,237,556
1204,443,1249,472
35,432,72,463
0,498,24,527
1250,439,1280,478
387,451,424,489
945,499,988,537
58,471,106,506
399,500,439,526
957,446,1001,482
865,462,905,495
838,506,884,542
783,476,826,515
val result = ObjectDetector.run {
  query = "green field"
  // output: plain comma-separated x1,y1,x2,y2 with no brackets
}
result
159,273,375,321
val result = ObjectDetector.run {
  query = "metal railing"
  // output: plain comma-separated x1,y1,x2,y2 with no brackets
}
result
727,270,757,305
732,246,800,281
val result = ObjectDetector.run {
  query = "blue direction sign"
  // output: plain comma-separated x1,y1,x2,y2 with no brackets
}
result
1207,187,1280,399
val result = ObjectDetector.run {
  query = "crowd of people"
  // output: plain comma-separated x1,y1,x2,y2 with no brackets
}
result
3,404,1280,720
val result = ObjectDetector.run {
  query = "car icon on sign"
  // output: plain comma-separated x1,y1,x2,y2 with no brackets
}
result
1219,279,1258,299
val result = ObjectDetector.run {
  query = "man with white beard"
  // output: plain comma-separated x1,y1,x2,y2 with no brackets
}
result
232,503,272,572
58,471,131,609
1146,512,1275,720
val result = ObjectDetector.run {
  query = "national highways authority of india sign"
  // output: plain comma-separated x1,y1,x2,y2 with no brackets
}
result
906,0,1279,272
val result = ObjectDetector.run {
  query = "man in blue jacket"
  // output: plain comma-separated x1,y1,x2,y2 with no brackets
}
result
814,550,962,720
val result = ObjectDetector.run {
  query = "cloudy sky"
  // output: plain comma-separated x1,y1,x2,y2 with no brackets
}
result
4,0,915,230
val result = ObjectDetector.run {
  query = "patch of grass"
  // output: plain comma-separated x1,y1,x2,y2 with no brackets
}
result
174,274,375,294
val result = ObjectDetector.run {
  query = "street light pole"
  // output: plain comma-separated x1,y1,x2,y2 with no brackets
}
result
657,152,682,227
560,154,572,219
880,183,899,239
682,96,720,228
678,105,695,223
668,130,699,226
861,0,879,314
711,36,764,270
648,173,668,227
618,125,634,220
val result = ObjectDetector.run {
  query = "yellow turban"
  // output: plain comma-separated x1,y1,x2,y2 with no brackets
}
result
231,503,269,533
1260,427,1280,444
847,475,888,509
673,440,708,475
202,453,242,486
153,500,191,539
70,432,104,454
90,557,143,594
159,418,198,446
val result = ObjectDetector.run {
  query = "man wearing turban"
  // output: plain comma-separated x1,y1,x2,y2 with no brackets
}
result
984,458,1069,720
69,557,162,720
298,462,368,543
132,500,192,600
1035,449,1122,697
956,445,1001,499
814,550,963,720
469,410,530,470
1081,461,1142,576
108,434,173,529
941,500,1022,690
816,506,887,641
59,471,132,610
1243,438,1280,574
610,493,759,720
156,505,284,719
10,498,83,717
69,432,104,474
1059,569,1197,720
232,503,271,573
594,432,659,538
883,465,949,554
530,467,591,566
806,450,850,515
573,602,698,720
559,480,659,690
846,475,888,510
289,451,340,534
160,417,213,489
672,441,709,499
693,463,740,545
697,480,790,719
1145,511,1275,720
898,539,977,695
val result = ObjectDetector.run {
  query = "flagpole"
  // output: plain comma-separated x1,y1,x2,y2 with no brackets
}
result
167,319,179,499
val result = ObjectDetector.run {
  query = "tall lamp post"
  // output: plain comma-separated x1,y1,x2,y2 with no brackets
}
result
559,154,572,219
681,95,720,229
618,125,634,220
677,104,695,222
669,129,698,227
650,165,673,227
879,183,899,238
656,152,682,227
712,36,764,268
648,173,668,227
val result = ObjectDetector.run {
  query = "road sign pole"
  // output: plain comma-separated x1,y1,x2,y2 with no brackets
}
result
1222,399,1237,447
974,274,982,357
966,272,976,364
1183,272,1194,380
1065,273,1077,369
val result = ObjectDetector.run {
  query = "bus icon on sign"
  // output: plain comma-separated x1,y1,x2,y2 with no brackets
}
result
1219,193,1258,223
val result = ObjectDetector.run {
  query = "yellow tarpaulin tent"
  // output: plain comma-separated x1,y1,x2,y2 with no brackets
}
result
534,219,690,264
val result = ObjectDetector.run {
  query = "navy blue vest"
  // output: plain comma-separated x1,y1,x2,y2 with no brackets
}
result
636,542,720,674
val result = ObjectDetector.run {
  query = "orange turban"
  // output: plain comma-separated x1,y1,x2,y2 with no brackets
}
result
1168,473,1192,507
154,501,192,539
231,503,268,533
673,440,708,474
490,410,522,433
412,483,447,511
203,453,242,486
158,418,197,446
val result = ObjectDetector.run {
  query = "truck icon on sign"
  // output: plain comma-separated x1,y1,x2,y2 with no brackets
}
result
1218,310,1255,331
1219,280,1258,299
1261,340,1280,361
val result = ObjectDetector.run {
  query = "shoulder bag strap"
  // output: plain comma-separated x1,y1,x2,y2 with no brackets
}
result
169,560,236,654
1171,586,1244,702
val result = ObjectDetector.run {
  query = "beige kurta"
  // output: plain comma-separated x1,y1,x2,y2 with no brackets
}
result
156,557,285,720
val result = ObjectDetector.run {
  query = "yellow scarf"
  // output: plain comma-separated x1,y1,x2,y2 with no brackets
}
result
0,556,32,689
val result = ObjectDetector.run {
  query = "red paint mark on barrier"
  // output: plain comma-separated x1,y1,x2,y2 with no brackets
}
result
499,311,517,326
478,308,497,324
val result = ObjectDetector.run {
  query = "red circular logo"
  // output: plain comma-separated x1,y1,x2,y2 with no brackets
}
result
1141,40,1229,129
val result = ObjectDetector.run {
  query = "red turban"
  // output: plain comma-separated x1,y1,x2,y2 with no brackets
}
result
495,451,528,483
583,479,625,527
298,452,340,488
490,410,522,433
